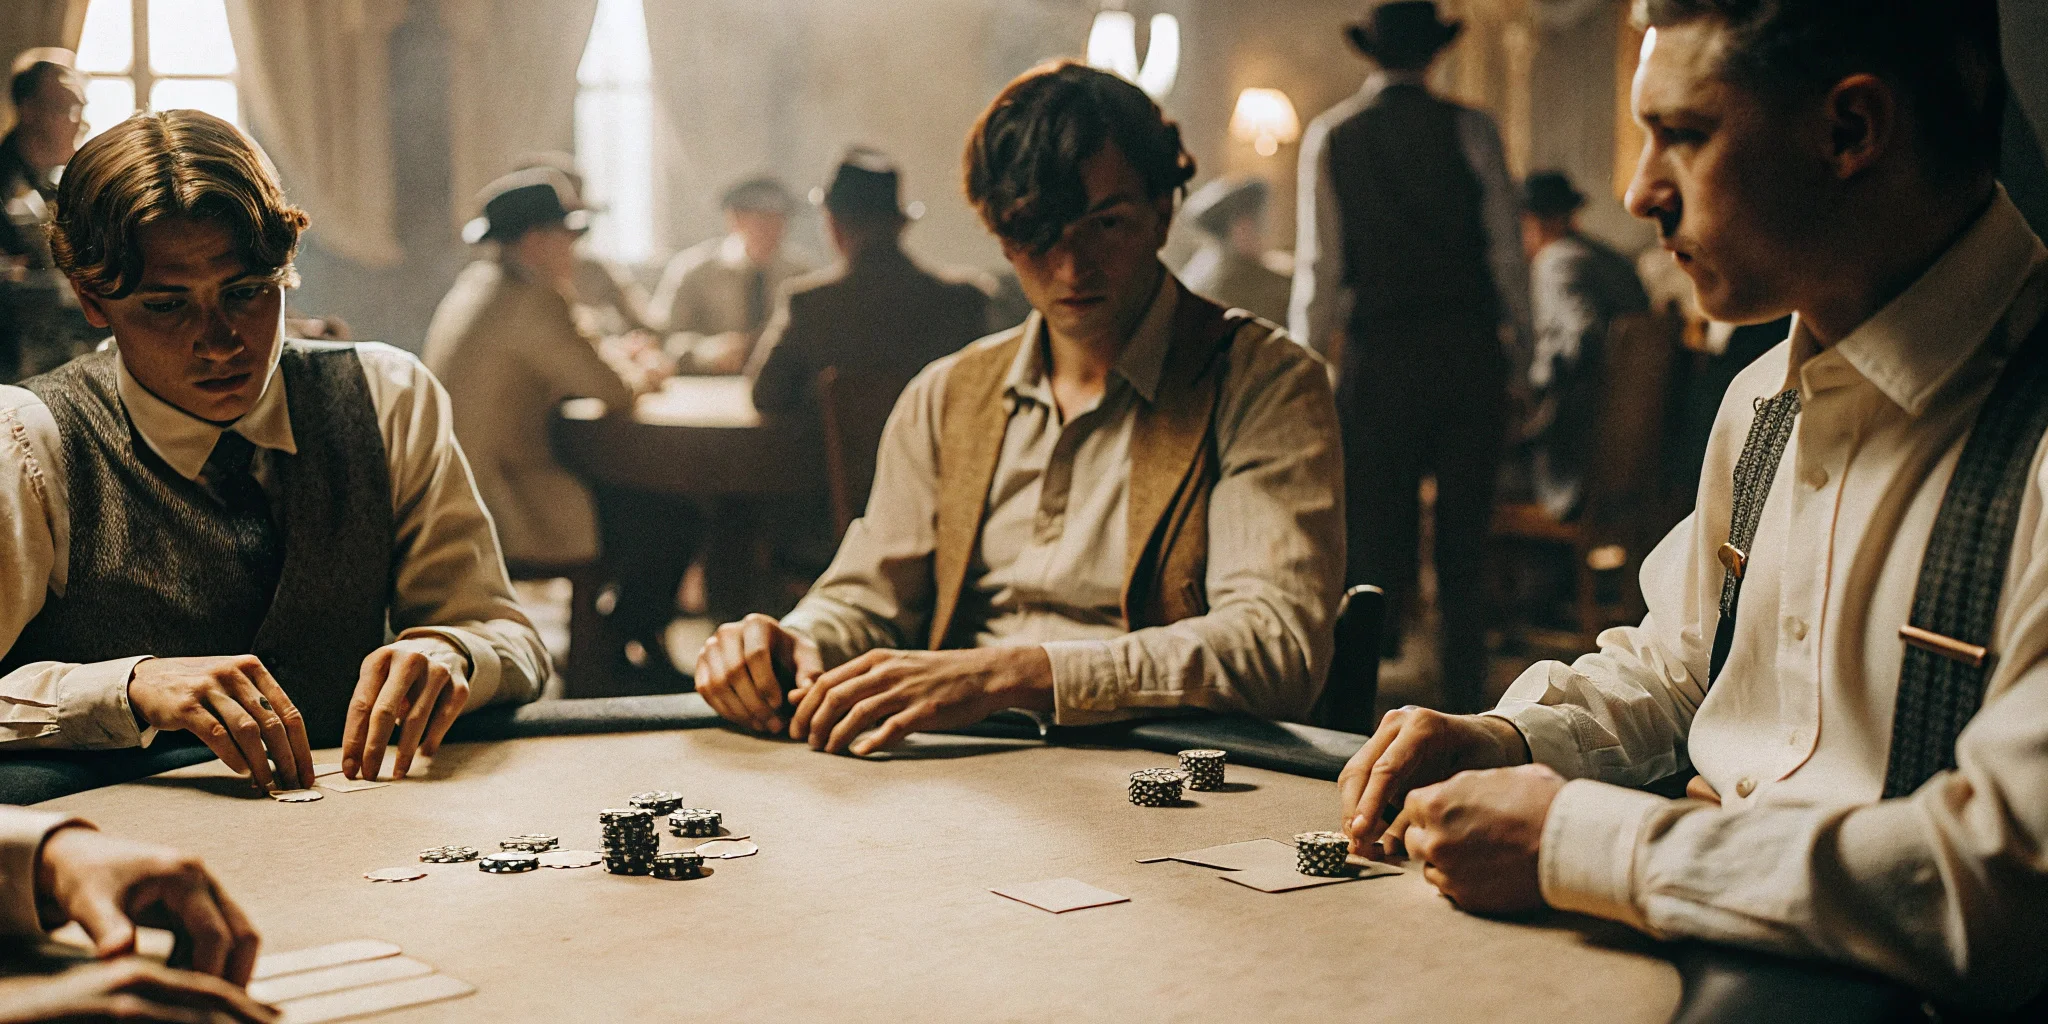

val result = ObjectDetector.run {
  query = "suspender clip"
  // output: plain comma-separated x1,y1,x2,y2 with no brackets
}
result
1717,542,1747,580
1899,624,1989,670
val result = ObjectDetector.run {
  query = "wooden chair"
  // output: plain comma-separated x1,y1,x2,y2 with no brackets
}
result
502,556,611,699
1492,311,1682,651
1310,585,1385,734
816,366,915,541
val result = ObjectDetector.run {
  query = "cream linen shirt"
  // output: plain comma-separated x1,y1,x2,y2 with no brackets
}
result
0,342,548,749
1490,189,2048,1005
0,807,81,935
782,273,1344,725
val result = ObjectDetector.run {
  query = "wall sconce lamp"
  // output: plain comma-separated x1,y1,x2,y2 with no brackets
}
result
1230,88,1301,157
1086,3,1179,100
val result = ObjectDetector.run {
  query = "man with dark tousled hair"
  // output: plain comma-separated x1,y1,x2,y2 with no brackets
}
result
1336,0,2048,1008
695,62,1343,754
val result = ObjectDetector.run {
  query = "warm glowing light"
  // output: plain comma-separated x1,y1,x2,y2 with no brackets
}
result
1087,9,1179,100
1230,88,1301,157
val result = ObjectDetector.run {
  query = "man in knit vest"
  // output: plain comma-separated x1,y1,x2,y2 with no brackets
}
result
0,111,546,792
694,62,1344,754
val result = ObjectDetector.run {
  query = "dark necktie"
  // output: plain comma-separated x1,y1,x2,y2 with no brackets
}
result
204,430,284,595
746,267,771,334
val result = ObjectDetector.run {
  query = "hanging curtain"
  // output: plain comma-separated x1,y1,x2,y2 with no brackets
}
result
224,0,408,268
439,0,599,233
0,0,89,133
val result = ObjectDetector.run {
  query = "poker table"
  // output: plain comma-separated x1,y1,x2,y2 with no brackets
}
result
17,697,1914,1024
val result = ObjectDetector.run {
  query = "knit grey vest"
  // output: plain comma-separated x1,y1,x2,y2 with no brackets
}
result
5,342,394,746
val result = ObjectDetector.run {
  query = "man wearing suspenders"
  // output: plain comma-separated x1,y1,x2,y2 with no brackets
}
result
1331,0,2048,1008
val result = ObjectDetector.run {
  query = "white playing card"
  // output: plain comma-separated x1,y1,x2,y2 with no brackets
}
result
277,973,475,1024
252,940,401,981
990,878,1130,914
248,956,433,1004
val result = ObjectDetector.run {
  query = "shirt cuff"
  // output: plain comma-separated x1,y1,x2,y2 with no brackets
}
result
392,630,495,707
55,656,152,749
1484,702,1586,778
0,810,88,936
1042,639,1122,725
1538,778,1666,931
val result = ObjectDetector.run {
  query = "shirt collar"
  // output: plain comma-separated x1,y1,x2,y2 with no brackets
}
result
1004,268,1179,408
1785,185,2047,415
116,342,296,481
1361,70,1429,102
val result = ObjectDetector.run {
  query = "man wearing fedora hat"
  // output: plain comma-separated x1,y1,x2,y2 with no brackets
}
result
1517,170,1648,522
747,148,990,417
1179,176,1292,325
1292,0,1531,713
652,176,814,376
426,168,690,685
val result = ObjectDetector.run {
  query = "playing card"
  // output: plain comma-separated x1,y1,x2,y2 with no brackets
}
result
317,776,389,794
252,940,402,981
990,878,1129,914
277,972,475,1023
248,956,433,1004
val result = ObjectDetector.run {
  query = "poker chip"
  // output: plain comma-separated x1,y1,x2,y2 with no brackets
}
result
499,834,560,853
668,809,722,838
538,849,603,869
418,845,479,864
270,789,323,803
1177,749,1227,791
1127,768,1187,807
628,791,684,815
478,852,540,874
1293,831,1351,878
651,851,706,880
601,808,660,873
364,867,427,882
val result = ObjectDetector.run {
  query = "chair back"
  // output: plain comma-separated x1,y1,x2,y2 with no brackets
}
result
1311,584,1384,734
1583,311,1679,532
817,366,915,540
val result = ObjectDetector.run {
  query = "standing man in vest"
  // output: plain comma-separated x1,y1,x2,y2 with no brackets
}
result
1293,1,1530,713
1335,1,2048,1007
694,62,1344,753
0,111,547,791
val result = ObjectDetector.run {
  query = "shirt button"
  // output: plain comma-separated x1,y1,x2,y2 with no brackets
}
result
1804,465,1829,489
1735,777,1757,798
1785,617,1808,641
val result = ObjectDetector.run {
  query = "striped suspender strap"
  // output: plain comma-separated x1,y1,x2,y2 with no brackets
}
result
1883,317,2048,796
1707,388,1802,686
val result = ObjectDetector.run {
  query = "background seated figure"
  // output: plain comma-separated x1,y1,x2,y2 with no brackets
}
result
1177,175,1292,325
652,176,813,375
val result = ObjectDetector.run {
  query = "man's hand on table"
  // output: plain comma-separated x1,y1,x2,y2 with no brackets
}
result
789,646,1054,756
341,641,471,782
0,959,276,1024
34,825,262,985
694,615,824,735
1336,708,1530,853
1381,764,1565,916
128,657,316,792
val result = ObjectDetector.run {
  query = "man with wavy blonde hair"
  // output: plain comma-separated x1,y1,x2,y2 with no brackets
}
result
0,110,545,796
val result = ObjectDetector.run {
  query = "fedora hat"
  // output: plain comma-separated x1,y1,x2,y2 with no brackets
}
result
1182,176,1271,239
1521,171,1586,217
1346,2,1462,67
463,167,589,244
812,147,921,221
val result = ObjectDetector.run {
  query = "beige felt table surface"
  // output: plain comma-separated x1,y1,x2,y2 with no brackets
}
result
43,730,1682,1023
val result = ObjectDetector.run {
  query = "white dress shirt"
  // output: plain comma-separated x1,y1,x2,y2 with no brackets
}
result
1491,189,2048,1005
0,342,548,749
0,806,81,935
1289,71,1532,360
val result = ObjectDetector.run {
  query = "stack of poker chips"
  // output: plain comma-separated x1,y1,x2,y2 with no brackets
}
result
499,834,559,853
1177,749,1227,791
599,808,660,875
1294,831,1351,877
628,791,684,815
478,851,539,874
1128,768,1188,807
418,845,478,864
651,851,706,881
669,809,722,838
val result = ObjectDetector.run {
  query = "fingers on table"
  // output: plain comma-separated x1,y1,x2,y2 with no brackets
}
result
340,652,388,778
1344,710,1426,847
138,869,233,980
103,959,279,1023
739,615,787,732
238,661,314,790
391,661,456,779
419,669,468,759
715,621,774,731
799,656,886,751
358,653,426,783
198,689,273,792
825,687,911,755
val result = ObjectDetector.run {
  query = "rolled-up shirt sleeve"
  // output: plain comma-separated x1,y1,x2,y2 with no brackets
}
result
359,345,547,708
1043,329,1343,724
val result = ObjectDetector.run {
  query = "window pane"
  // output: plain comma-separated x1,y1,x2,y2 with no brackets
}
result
82,77,136,143
575,89,654,265
577,0,651,87
150,0,237,76
151,78,238,126
76,0,133,74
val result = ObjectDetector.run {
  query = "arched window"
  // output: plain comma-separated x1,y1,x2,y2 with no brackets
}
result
74,0,239,143
574,0,655,266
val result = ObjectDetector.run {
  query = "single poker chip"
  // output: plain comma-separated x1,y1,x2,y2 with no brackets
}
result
365,867,428,882
599,807,654,824
478,852,540,874
603,861,652,876
499,834,560,852
538,849,603,869
270,789,324,803
628,791,684,814
1177,749,1227,791
1293,831,1351,877
668,809,722,838
418,845,480,863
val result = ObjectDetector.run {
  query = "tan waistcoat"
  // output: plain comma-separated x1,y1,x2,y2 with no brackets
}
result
926,286,1246,649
